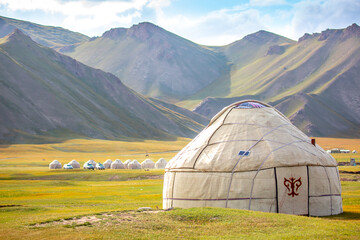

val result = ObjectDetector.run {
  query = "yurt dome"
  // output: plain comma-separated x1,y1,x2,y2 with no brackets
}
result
111,159,125,169
68,160,80,169
128,160,141,169
163,100,342,216
123,159,132,169
141,159,155,169
84,159,96,168
103,159,113,169
155,158,167,169
49,160,62,169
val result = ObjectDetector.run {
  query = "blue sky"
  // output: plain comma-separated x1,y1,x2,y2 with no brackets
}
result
0,0,359,45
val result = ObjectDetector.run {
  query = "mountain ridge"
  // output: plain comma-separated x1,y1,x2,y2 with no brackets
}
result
0,15,89,49
1,16,359,138
63,22,229,101
0,29,208,143
192,23,360,137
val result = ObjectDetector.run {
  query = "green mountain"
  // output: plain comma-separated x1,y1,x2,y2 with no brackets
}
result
0,15,89,49
62,22,228,101
1,15,358,138
0,29,208,143
192,24,360,137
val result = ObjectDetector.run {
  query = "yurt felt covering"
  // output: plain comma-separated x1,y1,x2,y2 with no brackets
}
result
163,100,342,216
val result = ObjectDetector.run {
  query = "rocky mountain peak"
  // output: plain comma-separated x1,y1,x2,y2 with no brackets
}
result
342,23,360,39
243,30,283,44
298,23,360,43
3,28,35,46
7,28,29,40
127,22,162,40
298,33,318,42
102,27,127,39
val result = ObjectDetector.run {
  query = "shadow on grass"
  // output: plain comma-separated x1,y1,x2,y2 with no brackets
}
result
323,211,360,220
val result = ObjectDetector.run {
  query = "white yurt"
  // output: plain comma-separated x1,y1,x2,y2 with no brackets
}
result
68,159,80,169
141,159,155,169
49,160,62,169
84,159,96,168
123,159,132,169
163,100,342,216
103,159,113,169
111,159,125,169
128,160,141,169
155,158,167,169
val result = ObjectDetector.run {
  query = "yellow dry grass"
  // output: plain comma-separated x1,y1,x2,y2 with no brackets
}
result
0,138,191,167
0,137,359,239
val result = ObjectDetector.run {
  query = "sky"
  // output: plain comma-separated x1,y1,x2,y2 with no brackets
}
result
0,0,359,46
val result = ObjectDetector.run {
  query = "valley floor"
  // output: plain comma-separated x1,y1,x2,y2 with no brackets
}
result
0,138,359,239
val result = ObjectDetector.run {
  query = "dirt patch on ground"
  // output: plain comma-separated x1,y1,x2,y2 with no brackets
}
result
341,178,359,182
108,175,121,181
32,209,162,228
128,175,163,180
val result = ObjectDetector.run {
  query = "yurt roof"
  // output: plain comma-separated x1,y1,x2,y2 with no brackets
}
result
112,159,122,164
143,159,154,163
166,100,336,172
156,158,166,163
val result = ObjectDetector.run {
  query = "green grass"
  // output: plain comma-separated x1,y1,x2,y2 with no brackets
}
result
0,138,358,239
0,178,358,239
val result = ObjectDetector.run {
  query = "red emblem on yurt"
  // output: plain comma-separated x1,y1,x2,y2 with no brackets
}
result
284,177,302,197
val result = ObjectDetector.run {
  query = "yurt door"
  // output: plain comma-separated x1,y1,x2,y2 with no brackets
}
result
275,166,308,215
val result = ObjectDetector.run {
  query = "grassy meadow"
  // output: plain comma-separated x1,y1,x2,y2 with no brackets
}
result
0,137,359,239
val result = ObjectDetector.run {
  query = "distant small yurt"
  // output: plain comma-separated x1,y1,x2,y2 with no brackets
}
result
128,160,141,169
103,159,112,169
123,159,132,169
49,160,62,169
353,150,357,154
141,159,155,169
68,160,80,169
163,100,342,216
84,159,96,168
155,158,167,169
111,159,125,169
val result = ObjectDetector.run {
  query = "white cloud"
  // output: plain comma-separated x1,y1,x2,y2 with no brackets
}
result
147,0,171,8
0,0,150,36
249,0,287,7
291,0,360,38
0,0,359,44
153,6,268,45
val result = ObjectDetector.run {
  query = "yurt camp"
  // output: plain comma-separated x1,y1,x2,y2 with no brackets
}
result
141,159,155,169
49,160,62,169
68,160,80,169
111,159,125,169
128,160,141,169
163,100,342,216
155,158,167,169
103,159,112,169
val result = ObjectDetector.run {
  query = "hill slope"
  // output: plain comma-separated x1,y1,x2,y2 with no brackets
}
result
0,30,208,143
0,15,89,49
192,25,360,137
1,16,358,138
63,22,228,101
